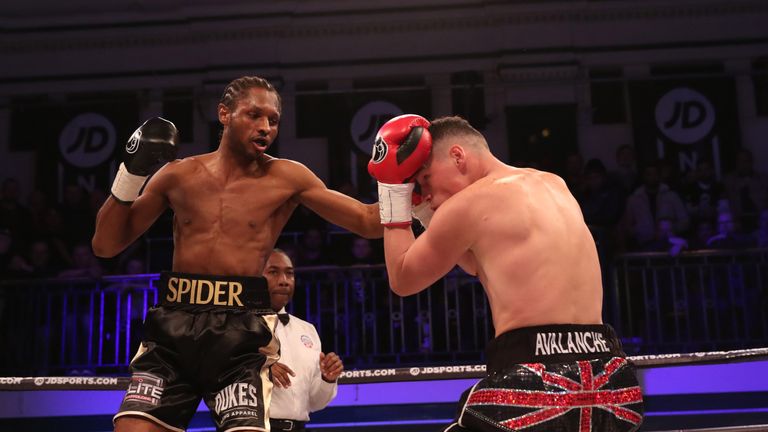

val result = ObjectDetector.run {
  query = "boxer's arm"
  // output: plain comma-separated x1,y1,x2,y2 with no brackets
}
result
414,199,477,276
288,161,383,239
457,252,478,276
384,196,475,296
93,117,178,258
92,165,173,258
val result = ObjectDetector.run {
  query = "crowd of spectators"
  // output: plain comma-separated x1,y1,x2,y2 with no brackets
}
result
0,176,384,279
1,147,767,280
0,179,115,279
573,147,768,257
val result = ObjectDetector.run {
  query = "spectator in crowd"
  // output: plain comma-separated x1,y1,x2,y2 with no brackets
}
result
0,228,13,278
688,219,716,250
641,218,688,256
349,237,379,264
264,249,342,432
337,236,381,266
681,159,726,225
26,189,51,238
58,242,105,278
296,228,331,266
623,163,690,248
611,144,639,194
275,241,300,266
754,209,768,248
706,210,756,249
562,152,584,196
59,184,93,248
723,149,768,231
577,158,626,308
8,239,60,278
0,177,33,244
39,207,75,267
657,158,682,193
579,158,625,228
121,256,147,275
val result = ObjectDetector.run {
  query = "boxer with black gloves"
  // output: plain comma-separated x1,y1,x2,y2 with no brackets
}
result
369,115,643,432
110,117,178,204
93,76,382,432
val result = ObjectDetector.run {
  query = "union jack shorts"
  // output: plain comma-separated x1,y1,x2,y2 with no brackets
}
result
444,324,644,432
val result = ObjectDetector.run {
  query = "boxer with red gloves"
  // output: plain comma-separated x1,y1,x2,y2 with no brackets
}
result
93,76,383,432
367,114,433,227
369,115,643,432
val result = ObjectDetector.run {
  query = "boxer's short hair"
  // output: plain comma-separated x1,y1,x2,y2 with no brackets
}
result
429,116,488,151
220,76,282,113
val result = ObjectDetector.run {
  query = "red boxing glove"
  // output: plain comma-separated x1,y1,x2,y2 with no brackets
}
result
367,114,432,226
367,114,432,184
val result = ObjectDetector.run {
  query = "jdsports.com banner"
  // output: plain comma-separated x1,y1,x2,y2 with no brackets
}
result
628,77,741,177
2,348,767,390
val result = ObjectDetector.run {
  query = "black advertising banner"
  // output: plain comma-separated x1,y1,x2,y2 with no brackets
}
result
628,78,741,177
27,95,139,201
296,89,430,193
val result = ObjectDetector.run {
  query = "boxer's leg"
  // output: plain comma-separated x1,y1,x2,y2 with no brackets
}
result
442,423,472,432
113,307,200,432
441,382,492,432
115,416,174,432
200,310,279,432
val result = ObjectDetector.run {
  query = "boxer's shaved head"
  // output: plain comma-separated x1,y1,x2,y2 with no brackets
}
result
428,116,488,157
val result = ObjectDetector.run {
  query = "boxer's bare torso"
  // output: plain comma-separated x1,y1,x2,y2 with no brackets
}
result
447,167,603,335
158,154,339,275
93,86,381,275
387,162,602,337
95,153,379,275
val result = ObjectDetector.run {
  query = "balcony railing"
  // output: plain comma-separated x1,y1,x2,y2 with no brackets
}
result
1,249,766,375
611,248,768,353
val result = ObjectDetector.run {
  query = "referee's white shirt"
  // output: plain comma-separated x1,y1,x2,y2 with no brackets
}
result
270,308,338,421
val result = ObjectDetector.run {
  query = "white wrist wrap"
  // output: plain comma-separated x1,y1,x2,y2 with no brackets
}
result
378,182,414,226
111,163,148,203
412,201,434,229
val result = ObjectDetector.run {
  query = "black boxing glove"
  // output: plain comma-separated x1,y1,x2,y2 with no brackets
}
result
111,117,179,203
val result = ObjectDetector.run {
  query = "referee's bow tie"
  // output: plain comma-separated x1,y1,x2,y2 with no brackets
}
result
278,313,290,325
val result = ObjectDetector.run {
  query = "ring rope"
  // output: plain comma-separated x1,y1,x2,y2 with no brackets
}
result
1,347,766,390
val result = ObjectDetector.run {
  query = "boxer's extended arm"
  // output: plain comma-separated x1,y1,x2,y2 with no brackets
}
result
92,166,172,257
288,161,383,239
92,118,178,258
384,196,475,296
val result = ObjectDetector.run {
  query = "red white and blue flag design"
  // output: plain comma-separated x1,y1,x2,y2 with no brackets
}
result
463,357,643,431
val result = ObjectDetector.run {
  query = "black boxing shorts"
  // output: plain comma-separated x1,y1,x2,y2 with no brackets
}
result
114,272,279,432
444,324,644,432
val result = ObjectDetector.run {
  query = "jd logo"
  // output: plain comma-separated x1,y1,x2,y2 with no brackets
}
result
655,87,715,144
350,101,403,154
58,113,117,168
